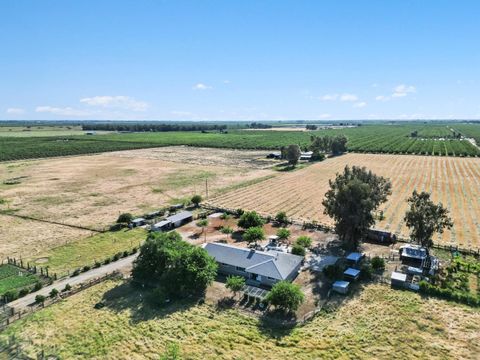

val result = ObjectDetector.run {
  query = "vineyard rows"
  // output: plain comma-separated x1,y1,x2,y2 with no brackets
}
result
208,154,480,250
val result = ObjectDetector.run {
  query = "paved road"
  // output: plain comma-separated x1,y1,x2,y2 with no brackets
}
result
8,254,138,311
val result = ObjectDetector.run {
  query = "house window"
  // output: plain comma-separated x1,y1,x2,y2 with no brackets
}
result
235,266,245,272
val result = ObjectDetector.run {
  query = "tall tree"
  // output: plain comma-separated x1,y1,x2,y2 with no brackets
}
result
322,166,391,249
286,144,301,166
265,281,304,313
404,191,453,252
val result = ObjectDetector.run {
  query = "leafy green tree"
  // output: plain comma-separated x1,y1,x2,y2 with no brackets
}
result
116,213,133,224
132,231,218,298
331,135,348,155
238,211,264,229
323,166,391,250
191,194,202,207
276,228,291,243
243,226,265,246
286,144,301,166
35,294,46,304
291,244,306,257
275,211,289,225
49,288,59,298
265,281,304,313
226,275,245,297
295,235,312,249
404,190,453,252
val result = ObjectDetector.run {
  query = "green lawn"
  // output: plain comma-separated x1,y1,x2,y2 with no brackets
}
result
29,228,147,277
1,279,479,359
0,264,39,295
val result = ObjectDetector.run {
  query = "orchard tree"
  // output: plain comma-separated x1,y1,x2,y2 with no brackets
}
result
404,191,453,252
243,226,265,246
225,275,245,298
238,211,264,229
275,211,289,226
286,144,301,167
323,166,391,250
296,235,312,249
291,244,306,257
265,281,304,313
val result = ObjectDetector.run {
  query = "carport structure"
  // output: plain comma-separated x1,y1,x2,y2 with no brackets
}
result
242,285,269,301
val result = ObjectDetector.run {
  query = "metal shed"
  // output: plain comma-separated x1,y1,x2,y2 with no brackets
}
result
332,280,350,294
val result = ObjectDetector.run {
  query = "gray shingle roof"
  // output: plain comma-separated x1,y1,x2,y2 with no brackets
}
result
204,242,302,280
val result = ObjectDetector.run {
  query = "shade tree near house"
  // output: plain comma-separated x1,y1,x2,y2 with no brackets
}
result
265,281,305,313
404,191,453,253
285,144,301,167
237,211,264,229
275,211,289,226
191,194,203,207
276,228,291,243
225,275,245,298
243,227,265,246
322,165,392,250
295,236,312,249
132,231,218,298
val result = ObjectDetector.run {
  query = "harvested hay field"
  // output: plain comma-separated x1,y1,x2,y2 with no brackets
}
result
209,153,480,249
0,147,274,259
2,279,479,359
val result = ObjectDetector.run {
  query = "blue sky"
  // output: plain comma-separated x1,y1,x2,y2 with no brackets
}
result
1,0,480,121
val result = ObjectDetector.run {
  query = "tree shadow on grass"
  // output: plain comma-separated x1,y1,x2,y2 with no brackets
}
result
99,281,201,324
257,309,297,338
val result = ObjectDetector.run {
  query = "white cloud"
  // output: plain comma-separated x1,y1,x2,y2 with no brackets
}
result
392,84,416,98
35,106,90,117
320,94,338,101
340,93,358,102
193,83,212,90
6,107,25,114
80,96,148,111
375,95,390,102
353,101,367,108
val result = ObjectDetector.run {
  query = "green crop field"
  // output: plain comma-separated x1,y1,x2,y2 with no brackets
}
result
0,123,479,162
0,264,39,295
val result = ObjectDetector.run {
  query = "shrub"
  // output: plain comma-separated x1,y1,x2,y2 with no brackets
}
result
238,211,264,229
71,269,81,277
116,213,133,224
49,288,59,298
291,244,306,257
360,263,373,280
113,253,121,261
123,251,130,258
4,290,18,302
370,256,385,271
275,211,289,225
103,258,111,265
93,261,101,268
276,228,291,242
235,208,245,217
18,288,29,298
220,226,233,234
131,247,138,254
35,294,46,304
109,223,125,231
196,219,208,227
33,282,43,291
82,265,91,272
63,283,72,292
220,212,231,220
295,235,312,249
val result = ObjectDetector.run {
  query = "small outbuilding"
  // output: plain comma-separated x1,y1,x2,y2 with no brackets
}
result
130,218,146,228
344,267,361,281
390,271,407,288
346,252,364,266
166,210,193,228
151,220,172,232
399,245,427,266
332,280,350,295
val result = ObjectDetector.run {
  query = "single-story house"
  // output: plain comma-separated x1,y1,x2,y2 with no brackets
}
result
130,218,146,228
344,267,361,281
299,151,313,161
332,280,350,294
203,242,303,287
391,271,407,288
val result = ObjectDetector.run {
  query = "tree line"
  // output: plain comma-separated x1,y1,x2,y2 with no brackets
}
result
81,123,228,132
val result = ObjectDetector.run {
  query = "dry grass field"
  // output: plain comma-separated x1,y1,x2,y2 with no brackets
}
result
2,279,479,359
0,147,275,259
209,153,480,249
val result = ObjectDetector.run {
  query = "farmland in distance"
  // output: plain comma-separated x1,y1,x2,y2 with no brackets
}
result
209,153,480,250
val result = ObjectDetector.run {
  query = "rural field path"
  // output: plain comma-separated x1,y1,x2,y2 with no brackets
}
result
7,254,137,312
